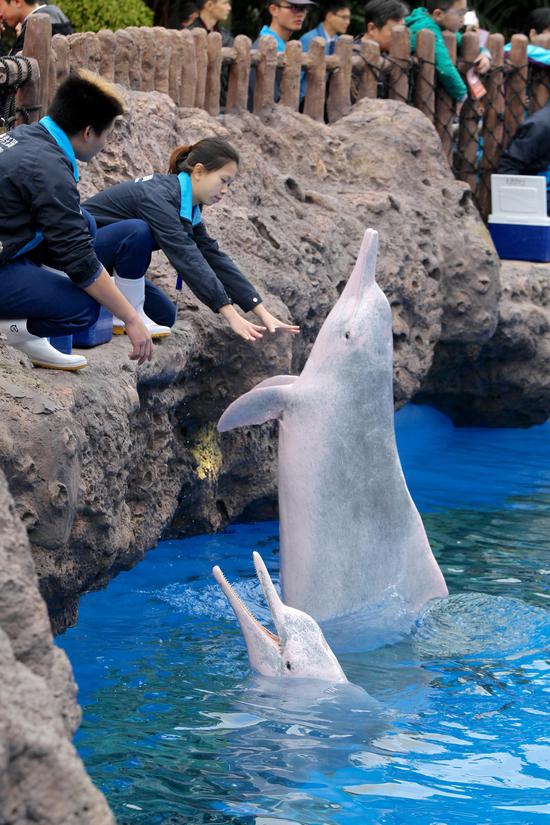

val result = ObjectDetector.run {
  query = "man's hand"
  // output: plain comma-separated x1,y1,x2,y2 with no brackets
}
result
125,315,154,364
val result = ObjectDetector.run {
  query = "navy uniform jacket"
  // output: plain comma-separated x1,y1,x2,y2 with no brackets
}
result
83,174,262,313
0,122,102,286
498,105,550,178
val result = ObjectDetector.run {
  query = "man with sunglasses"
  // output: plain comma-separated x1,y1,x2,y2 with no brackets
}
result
249,0,315,107
301,0,351,56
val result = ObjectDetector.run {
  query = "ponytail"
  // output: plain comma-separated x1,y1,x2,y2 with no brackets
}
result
168,137,239,175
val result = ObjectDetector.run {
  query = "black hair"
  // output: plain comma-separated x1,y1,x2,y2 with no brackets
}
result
525,8,550,36
179,0,199,24
425,0,454,13
324,0,352,15
47,70,124,136
364,0,408,28
168,137,239,174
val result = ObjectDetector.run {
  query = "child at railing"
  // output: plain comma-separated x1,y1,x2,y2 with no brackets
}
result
351,0,409,101
360,0,408,56
406,0,490,103
503,8,550,68
83,138,300,342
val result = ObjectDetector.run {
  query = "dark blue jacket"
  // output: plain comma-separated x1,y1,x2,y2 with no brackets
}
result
83,174,262,313
0,122,102,286
498,105,550,179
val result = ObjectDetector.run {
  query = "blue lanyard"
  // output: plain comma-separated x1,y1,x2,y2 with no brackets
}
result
178,172,202,226
39,116,79,182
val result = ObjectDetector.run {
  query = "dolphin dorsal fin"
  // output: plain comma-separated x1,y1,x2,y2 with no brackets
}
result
218,378,296,432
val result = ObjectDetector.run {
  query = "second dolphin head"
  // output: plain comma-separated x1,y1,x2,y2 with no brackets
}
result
213,552,347,683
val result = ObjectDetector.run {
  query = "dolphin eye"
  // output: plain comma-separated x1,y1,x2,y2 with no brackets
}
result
286,661,292,671
345,331,351,340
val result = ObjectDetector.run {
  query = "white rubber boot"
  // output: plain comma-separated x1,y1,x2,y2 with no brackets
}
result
0,320,87,371
112,273,171,339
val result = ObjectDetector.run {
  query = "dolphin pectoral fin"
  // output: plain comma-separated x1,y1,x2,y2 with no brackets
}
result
254,375,298,390
218,385,293,432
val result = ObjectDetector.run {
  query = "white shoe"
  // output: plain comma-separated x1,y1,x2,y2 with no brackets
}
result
0,320,87,371
112,273,171,339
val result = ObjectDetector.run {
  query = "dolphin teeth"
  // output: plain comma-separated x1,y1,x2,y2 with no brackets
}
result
214,565,279,644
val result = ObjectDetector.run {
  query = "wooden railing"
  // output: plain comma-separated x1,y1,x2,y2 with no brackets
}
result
19,14,550,217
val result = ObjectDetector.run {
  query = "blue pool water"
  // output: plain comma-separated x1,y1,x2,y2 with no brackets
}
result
58,406,550,824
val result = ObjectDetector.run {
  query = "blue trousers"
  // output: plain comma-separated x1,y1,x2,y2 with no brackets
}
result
0,218,175,338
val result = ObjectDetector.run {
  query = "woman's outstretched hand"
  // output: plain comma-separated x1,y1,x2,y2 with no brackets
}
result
252,305,300,335
220,305,266,341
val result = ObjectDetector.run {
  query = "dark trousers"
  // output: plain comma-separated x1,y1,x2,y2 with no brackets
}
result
93,217,176,328
0,217,175,338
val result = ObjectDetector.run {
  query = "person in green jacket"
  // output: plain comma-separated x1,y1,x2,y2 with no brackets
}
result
406,0,490,103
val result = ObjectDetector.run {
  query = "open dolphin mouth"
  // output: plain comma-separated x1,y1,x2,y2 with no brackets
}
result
212,556,282,651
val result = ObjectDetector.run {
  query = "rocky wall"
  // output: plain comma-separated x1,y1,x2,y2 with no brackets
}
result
0,471,114,824
417,259,550,427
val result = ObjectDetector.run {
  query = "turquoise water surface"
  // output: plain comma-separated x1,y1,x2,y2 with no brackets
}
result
58,406,550,824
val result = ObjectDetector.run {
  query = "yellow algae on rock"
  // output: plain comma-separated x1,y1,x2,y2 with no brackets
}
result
191,424,223,482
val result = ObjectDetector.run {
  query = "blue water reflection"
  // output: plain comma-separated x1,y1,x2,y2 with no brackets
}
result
58,406,550,824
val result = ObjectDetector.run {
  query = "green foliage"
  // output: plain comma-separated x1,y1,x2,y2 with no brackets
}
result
58,0,154,32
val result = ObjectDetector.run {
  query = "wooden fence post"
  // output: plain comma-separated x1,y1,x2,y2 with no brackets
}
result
114,29,132,87
180,29,197,108
253,35,278,115
167,30,183,104
279,40,302,111
153,26,172,95
478,33,505,219
205,31,223,115
302,37,326,121
125,28,143,90
455,31,482,193
414,28,435,122
356,38,380,100
503,34,528,149
529,33,550,114
387,24,410,103
88,32,103,76
326,34,352,122
68,32,87,73
226,35,251,112
22,13,51,118
97,29,116,81
139,27,156,91
434,31,456,164
48,43,57,107
192,27,208,109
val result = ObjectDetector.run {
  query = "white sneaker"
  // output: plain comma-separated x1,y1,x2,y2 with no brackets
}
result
112,273,171,339
0,320,87,371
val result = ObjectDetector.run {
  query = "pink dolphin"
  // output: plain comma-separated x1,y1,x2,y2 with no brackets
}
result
218,229,448,624
213,552,348,682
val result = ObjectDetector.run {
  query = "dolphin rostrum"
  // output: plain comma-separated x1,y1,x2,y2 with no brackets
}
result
218,229,448,624
213,552,347,682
